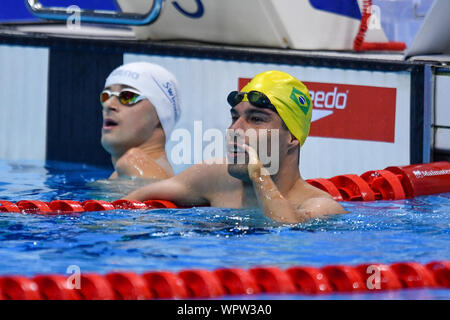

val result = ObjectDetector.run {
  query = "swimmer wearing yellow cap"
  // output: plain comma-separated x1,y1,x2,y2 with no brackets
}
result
126,71,345,224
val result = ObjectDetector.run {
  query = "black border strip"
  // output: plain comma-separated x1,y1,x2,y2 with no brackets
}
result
436,67,450,76
45,42,122,168
0,31,424,71
410,65,425,164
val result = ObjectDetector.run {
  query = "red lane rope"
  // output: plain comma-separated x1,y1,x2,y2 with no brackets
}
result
0,199,179,214
0,261,448,300
0,162,449,214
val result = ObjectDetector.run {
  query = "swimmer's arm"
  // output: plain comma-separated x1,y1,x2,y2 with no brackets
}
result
250,168,345,223
124,164,210,206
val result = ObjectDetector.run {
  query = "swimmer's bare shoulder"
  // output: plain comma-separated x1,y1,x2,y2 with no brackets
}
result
113,148,172,180
286,179,347,219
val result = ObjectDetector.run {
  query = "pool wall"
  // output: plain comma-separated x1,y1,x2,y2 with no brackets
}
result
0,32,447,177
0,45,48,161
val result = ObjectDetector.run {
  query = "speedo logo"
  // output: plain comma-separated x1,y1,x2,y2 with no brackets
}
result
309,87,349,122
110,69,140,80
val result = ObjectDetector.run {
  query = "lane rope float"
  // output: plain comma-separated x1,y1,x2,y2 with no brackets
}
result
0,261,448,300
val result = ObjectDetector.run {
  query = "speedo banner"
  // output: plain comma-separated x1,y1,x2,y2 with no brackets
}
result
239,78,397,143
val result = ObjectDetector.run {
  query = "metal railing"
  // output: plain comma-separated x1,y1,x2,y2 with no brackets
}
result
25,0,165,25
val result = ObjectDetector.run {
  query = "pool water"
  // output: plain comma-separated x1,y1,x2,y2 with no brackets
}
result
0,160,449,299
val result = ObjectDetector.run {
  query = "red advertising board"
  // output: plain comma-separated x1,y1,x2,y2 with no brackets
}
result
238,78,397,143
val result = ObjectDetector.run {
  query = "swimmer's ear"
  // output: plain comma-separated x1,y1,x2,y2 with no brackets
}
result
286,133,300,154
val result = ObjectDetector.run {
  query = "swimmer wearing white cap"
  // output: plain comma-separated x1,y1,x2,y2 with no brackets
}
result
100,62,181,180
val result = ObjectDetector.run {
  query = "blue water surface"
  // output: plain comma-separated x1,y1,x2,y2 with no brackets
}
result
0,160,449,300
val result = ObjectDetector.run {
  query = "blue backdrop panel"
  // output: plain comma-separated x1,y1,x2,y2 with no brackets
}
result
309,0,361,19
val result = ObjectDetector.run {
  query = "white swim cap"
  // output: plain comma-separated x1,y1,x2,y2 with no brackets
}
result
105,62,181,139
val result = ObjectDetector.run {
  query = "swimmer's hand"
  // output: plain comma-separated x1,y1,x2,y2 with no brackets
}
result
244,143,346,224
242,144,270,179
242,143,305,223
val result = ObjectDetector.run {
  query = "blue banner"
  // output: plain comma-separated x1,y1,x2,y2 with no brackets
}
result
309,0,361,19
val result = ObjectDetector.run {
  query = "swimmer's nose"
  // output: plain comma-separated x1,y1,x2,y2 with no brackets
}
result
227,119,249,146
228,116,246,131
102,97,120,112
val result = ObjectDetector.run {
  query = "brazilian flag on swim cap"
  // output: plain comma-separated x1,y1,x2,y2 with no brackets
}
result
241,70,312,146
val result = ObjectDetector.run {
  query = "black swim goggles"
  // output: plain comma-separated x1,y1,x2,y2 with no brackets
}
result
227,90,278,113
100,88,147,106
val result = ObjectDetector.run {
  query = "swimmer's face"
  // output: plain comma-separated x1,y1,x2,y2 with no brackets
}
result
226,101,293,179
101,84,162,157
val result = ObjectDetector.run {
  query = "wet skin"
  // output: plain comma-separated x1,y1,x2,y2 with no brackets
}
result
125,102,346,224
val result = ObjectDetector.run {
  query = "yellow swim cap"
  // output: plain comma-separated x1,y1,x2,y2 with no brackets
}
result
241,70,312,146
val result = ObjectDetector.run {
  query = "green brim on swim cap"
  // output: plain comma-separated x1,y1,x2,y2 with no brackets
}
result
242,70,312,146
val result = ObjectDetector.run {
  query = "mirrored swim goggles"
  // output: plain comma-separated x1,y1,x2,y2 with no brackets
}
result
100,88,147,106
227,90,278,113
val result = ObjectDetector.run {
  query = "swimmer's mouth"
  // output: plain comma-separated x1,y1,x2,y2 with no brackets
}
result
103,118,118,129
227,144,247,161
227,144,246,153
